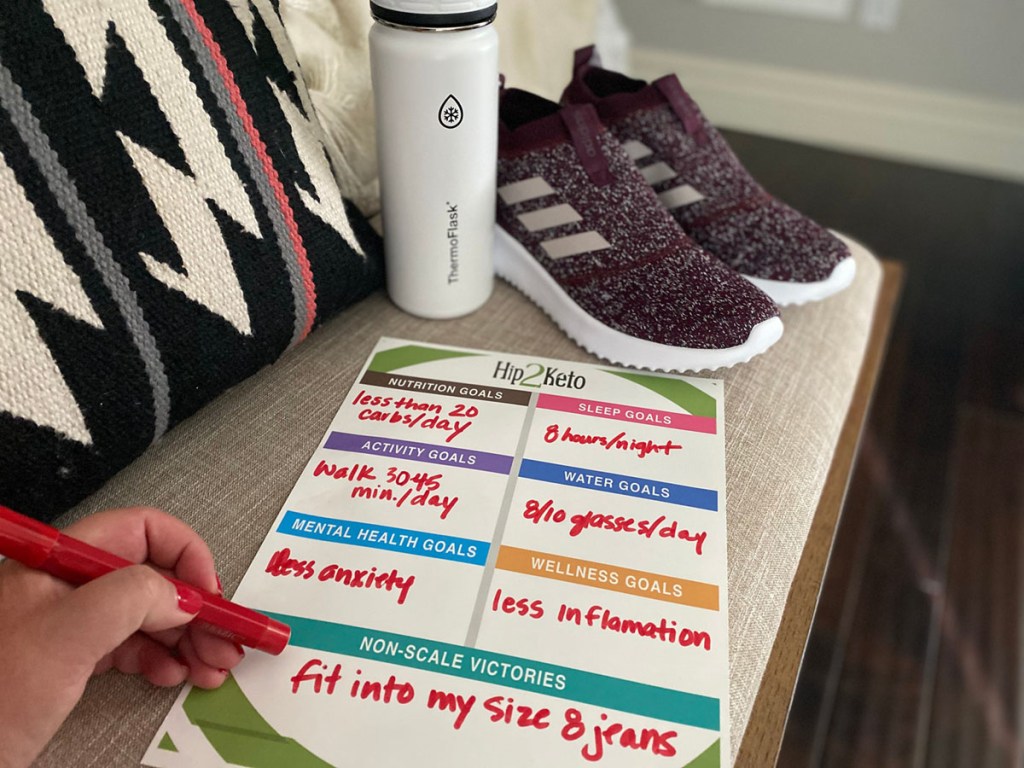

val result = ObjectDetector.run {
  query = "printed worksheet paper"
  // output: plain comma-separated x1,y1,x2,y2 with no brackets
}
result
144,338,730,767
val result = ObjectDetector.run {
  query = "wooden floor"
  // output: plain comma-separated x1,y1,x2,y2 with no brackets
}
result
720,130,1024,768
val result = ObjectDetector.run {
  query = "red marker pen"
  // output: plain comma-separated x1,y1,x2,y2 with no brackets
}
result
0,505,289,655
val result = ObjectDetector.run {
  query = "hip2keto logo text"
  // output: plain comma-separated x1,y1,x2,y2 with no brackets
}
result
493,360,586,390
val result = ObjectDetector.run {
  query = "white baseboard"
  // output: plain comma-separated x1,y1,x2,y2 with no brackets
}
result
631,47,1024,184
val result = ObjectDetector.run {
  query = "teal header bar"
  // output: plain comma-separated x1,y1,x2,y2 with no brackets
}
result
266,613,720,732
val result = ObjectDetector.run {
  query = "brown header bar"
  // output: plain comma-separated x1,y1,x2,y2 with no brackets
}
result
361,370,532,406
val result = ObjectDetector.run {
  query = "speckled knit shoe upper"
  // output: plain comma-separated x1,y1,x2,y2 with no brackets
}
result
495,86,782,372
562,46,855,304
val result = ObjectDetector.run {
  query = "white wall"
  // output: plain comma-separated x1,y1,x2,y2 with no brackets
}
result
615,0,1024,181
618,0,1024,102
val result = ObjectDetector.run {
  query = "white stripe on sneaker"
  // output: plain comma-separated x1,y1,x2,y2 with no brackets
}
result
658,184,705,209
517,203,582,232
497,176,555,204
621,140,653,160
639,161,677,185
541,231,611,259
494,225,785,373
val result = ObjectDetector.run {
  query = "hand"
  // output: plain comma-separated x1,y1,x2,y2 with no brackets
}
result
0,506,244,768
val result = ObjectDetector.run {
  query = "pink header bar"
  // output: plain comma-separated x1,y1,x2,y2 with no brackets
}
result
536,393,717,434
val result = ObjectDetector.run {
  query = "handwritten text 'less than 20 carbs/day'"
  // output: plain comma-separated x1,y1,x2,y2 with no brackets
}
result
289,659,678,761
312,461,459,520
522,498,707,555
353,390,477,443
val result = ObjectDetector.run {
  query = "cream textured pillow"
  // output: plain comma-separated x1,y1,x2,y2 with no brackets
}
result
280,0,629,218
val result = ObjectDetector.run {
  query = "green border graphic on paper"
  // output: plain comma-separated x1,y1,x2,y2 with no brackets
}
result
368,344,717,421
606,370,717,419
368,344,480,373
683,739,721,767
182,674,334,767
180,674,720,767
157,732,177,752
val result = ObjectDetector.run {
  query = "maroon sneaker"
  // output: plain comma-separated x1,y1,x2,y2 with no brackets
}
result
562,46,856,306
496,86,783,372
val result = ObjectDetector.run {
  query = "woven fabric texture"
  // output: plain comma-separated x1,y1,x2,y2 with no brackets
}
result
40,241,881,765
0,0,384,522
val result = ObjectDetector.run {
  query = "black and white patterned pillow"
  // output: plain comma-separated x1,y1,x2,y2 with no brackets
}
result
0,0,383,521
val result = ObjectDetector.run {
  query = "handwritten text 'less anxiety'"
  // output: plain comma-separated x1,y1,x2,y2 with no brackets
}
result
264,547,415,604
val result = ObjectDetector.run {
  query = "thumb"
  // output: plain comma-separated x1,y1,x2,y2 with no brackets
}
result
38,565,203,671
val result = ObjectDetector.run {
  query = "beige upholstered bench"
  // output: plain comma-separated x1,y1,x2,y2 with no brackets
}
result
38,240,895,767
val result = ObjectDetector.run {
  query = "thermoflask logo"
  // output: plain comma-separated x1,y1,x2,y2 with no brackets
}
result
438,94,463,128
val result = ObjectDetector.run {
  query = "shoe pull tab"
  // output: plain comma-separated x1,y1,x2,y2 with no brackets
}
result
655,75,709,146
560,104,613,187
573,45,601,75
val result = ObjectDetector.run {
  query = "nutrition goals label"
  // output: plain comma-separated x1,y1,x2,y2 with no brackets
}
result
145,338,729,768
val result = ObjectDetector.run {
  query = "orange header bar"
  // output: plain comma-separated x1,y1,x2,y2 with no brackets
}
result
495,546,719,611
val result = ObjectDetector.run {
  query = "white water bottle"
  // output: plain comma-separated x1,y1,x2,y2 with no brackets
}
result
369,0,498,318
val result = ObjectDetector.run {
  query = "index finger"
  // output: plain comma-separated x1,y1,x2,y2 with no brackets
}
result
62,507,219,594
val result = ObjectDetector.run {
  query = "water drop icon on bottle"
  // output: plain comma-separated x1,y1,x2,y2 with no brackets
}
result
438,94,463,129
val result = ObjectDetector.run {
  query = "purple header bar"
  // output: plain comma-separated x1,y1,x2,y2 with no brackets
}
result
323,432,513,475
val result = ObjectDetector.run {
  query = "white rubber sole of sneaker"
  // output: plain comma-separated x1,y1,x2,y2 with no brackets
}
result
494,225,784,373
743,232,859,306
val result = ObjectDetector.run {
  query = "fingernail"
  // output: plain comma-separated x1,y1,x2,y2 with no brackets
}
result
218,668,229,676
215,574,223,595
233,643,246,656
176,584,203,614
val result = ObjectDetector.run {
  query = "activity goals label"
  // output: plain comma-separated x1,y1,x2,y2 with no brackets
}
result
144,338,730,767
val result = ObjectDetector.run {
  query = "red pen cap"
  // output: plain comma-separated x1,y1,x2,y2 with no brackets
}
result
0,505,59,567
190,588,291,655
255,616,292,655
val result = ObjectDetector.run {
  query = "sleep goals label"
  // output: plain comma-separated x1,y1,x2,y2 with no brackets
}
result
144,337,730,767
